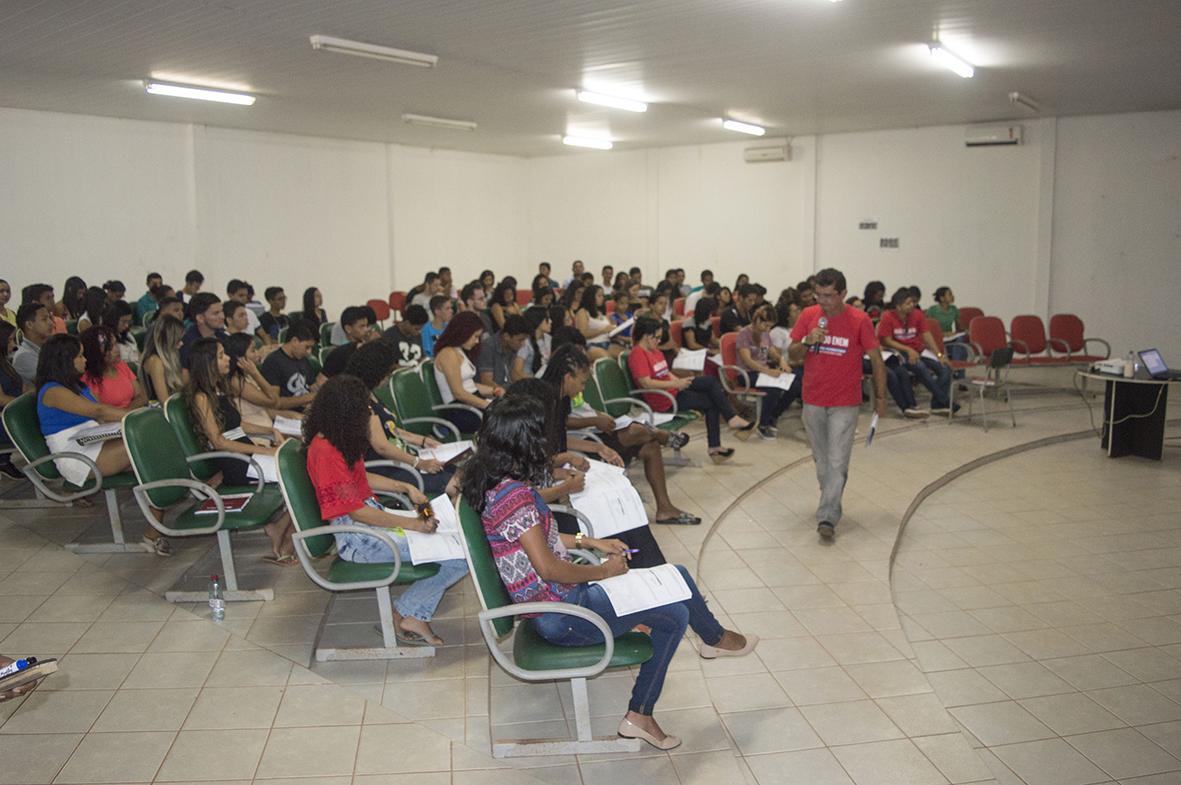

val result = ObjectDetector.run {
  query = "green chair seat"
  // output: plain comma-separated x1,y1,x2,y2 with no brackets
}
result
169,486,286,531
327,557,441,585
513,620,653,672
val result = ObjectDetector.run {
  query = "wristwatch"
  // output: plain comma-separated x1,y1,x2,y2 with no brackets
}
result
574,532,585,547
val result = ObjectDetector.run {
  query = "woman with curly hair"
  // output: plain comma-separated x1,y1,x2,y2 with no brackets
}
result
80,325,146,409
304,374,467,646
433,311,503,434
462,394,756,751
488,277,520,331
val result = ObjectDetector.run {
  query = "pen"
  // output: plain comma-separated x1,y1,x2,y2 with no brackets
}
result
623,548,640,554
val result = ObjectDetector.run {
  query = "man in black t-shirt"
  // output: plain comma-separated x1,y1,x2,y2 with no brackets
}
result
382,304,429,367
260,319,320,410
720,283,759,335
322,306,374,377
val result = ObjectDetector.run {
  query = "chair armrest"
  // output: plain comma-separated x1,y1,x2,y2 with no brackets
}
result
1008,338,1031,358
477,602,616,681
187,451,265,492
715,364,753,394
567,548,603,565
373,490,413,510
568,429,604,444
1084,338,1111,359
365,459,423,492
627,388,680,415
431,403,484,420
549,503,595,538
132,478,227,536
292,524,402,591
602,396,657,421
20,452,104,503
400,416,462,443
1048,337,1072,356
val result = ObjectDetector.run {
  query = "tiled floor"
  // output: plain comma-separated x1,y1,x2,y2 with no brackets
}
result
1,383,1178,784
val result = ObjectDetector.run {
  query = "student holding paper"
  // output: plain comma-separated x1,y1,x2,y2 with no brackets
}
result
877,288,955,416
463,396,756,751
737,305,803,440
306,375,467,647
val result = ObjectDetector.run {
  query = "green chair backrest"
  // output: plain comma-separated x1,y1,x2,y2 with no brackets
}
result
319,345,337,368
618,349,631,377
308,353,322,378
583,365,607,411
2,393,58,480
162,395,217,482
122,407,194,509
420,359,444,407
319,322,335,346
593,359,634,418
389,369,437,437
457,497,515,637
275,440,334,557
130,326,146,352
65,320,78,335
277,325,289,343
142,310,158,330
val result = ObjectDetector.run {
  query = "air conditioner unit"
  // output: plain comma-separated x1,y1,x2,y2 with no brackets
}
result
744,144,791,163
965,125,1023,147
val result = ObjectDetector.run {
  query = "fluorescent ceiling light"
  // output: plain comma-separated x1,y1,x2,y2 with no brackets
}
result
576,90,647,113
563,135,613,150
402,113,477,132
144,81,255,105
1008,91,1041,113
722,119,766,136
928,43,975,78
309,34,437,68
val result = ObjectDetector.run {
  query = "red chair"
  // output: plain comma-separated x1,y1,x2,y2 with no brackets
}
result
1009,315,1070,365
673,297,686,317
516,289,533,307
605,300,616,316
956,307,984,333
968,316,1020,364
709,316,721,339
925,319,976,370
718,332,765,421
668,320,683,349
367,299,391,329
1049,314,1110,363
388,291,406,318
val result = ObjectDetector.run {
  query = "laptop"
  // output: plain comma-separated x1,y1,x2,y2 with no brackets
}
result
1138,349,1181,381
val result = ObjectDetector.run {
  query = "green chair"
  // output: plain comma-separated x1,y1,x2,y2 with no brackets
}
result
318,344,337,369
65,319,78,335
275,440,440,661
130,326,146,352
319,321,335,346
456,497,652,757
142,309,158,331
591,358,696,463
420,359,483,435
1,393,145,552
123,406,284,603
388,367,467,443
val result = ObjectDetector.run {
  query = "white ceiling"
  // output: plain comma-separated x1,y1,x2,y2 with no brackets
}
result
2,0,1180,157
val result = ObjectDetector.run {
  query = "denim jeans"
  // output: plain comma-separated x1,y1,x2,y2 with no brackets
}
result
801,404,859,525
902,357,952,409
332,500,469,621
532,565,723,715
675,376,736,447
755,370,803,427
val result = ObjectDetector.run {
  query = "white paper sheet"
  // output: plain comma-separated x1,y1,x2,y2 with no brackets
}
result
244,454,279,484
417,440,474,464
403,495,465,564
921,349,941,363
272,416,303,437
707,352,724,366
865,413,879,447
567,460,648,538
671,349,707,372
755,372,797,391
591,564,692,616
608,317,635,338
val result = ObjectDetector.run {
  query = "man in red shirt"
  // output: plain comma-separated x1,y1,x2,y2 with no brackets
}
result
876,288,954,414
789,268,887,540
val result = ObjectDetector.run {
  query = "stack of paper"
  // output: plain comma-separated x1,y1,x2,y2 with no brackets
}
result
567,461,648,537
672,349,707,372
591,564,692,615
418,440,474,464
755,372,796,391
401,494,466,564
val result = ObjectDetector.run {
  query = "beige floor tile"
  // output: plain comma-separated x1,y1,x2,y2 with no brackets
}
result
273,684,367,727
1063,623,1151,653
255,725,361,778
727,610,809,639
353,722,451,774
1017,691,1126,736
383,677,466,720
720,706,822,754
843,660,932,698
184,686,283,729
1005,628,1095,660
40,653,137,691
1139,721,1181,759
70,620,164,654
910,640,970,673
911,732,994,784
874,693,960,737
27,593,114,623
0,621,90,654
706,672,791,713
148,619,231,652
0,689,112,734
1044,655,1139,691
949,701,1056,746
978,661,1075,699
670,749,748,785
943,634,1032,667
354,775,450,785
773,666,867,705
1066,728,1181,780
969,604,1049,633
1087,684,1181,726
756,636,837,670
814,631,904,665
205,648,293,686
793,607,873,636
655,706,731,753
580,755,681,785
1101,648,1181,683
122,651,214,689
925,668,1008,707
745,747,854,785
0,732,83,785
54,730,173,784
992,738,1110,785
831,739,948,785
92,688,198,732
799,700,904,746
155,728,268,781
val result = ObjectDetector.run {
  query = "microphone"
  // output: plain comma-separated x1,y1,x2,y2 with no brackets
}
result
811,316,828,354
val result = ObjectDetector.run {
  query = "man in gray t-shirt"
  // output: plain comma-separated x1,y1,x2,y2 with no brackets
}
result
13,303,54,386
477,315,530,387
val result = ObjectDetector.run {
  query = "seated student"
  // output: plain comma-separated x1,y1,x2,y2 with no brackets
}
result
609,290,636,345
511,308,553,382
222,333,287,440
104,280,126,305
305,374,466,645
433,311,504,433
878,288,954,416
464,395,756,750
0,279,14,328
322,306,375,377
684,270,714,313
541,344,698,527
13,302,54,387
629,318,753,463
478,314,530,388
223,300,253,340
35,335,169,554
225,279,267,345
576,286,619,360
528,284,554,312
682,297,719,353
184,338,296,563
863,280,887,323
155,295,184,324
55,277,88,322
769,299,801,357
716,285,733,311
489,278,521,331
178,269,204,320
479,269,496,300
179,292,227,368
134,273,163,326
259,319,320,410
561,281,586,322
736,305,803,440
409,271,441,310
421,295,452,358
80,326,146,410
345,340,456,497
640,292,678,366
139,315,186,404
459,281,494,336
925,286,959,335
76,286,108,334
720,284,758,335
907,285,922,312
300,287,328,328
382,304,429,367
259,287,288,342
612,271,631,295
0,321,27,478
101,300,140,366
24,284,68,335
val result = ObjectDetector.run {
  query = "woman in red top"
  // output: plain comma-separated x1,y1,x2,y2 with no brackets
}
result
80,326,146,410
628,317,752,462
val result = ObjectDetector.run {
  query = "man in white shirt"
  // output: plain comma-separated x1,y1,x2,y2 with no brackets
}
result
563,259,585,289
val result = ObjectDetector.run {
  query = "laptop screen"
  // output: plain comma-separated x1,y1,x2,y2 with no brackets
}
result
1139,349,1168,376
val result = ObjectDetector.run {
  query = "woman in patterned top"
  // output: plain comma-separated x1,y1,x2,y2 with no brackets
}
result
462,395,757,751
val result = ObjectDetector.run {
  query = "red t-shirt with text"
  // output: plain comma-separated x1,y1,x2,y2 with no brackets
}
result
628,347,674,413
790,305,878,407
876,308,925,352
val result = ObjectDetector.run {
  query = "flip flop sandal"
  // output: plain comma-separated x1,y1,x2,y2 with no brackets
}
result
372,623,433,646
655,512,702,525
262,554,299,567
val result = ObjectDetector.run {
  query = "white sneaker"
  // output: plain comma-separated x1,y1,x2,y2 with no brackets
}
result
904,408,931,419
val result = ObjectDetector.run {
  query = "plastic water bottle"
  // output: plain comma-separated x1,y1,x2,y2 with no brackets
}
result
1124,351,1135,378
208,574,225,622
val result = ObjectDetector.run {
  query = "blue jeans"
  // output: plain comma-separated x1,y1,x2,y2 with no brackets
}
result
532,565,723,715
883,359,917,411
331,501,468,621
902,357,952,409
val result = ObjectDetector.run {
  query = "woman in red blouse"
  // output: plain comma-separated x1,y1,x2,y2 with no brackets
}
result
81,325,147,409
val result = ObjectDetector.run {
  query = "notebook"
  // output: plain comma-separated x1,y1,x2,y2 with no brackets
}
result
272,416,303,437
591,564,692,616
74,422,122,446
418,440,474,466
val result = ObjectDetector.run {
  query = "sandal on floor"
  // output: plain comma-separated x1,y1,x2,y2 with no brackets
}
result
709,449,735,464
142,535,172,557
731,421,756,441
667,431,690,450
655,512,702,526
373,623,438,647
262,554,299,567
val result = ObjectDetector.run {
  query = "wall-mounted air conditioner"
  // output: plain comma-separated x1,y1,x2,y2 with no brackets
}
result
965,125,1023,147
744,144,791,163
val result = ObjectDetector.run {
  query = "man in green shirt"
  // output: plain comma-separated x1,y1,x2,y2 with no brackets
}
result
925,286,960,334
134,272,163,325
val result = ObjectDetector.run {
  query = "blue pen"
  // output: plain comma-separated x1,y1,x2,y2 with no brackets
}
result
623,548,640,554
0,657,35,679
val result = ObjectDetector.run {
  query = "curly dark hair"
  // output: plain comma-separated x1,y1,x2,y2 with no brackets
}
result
301,374,373,467
491,279,517,309
34,334,84,392
344,338,399,390
505,377,560,454
460,393,552,513
80,325,118,381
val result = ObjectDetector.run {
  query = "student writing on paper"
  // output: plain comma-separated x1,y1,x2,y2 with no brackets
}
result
306,375,467,647
184,339,296,564
737,305,803,440
463,396,756,751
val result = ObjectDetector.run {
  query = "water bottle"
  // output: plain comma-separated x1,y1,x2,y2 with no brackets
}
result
208,574,225,622
1124,351,1135,378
